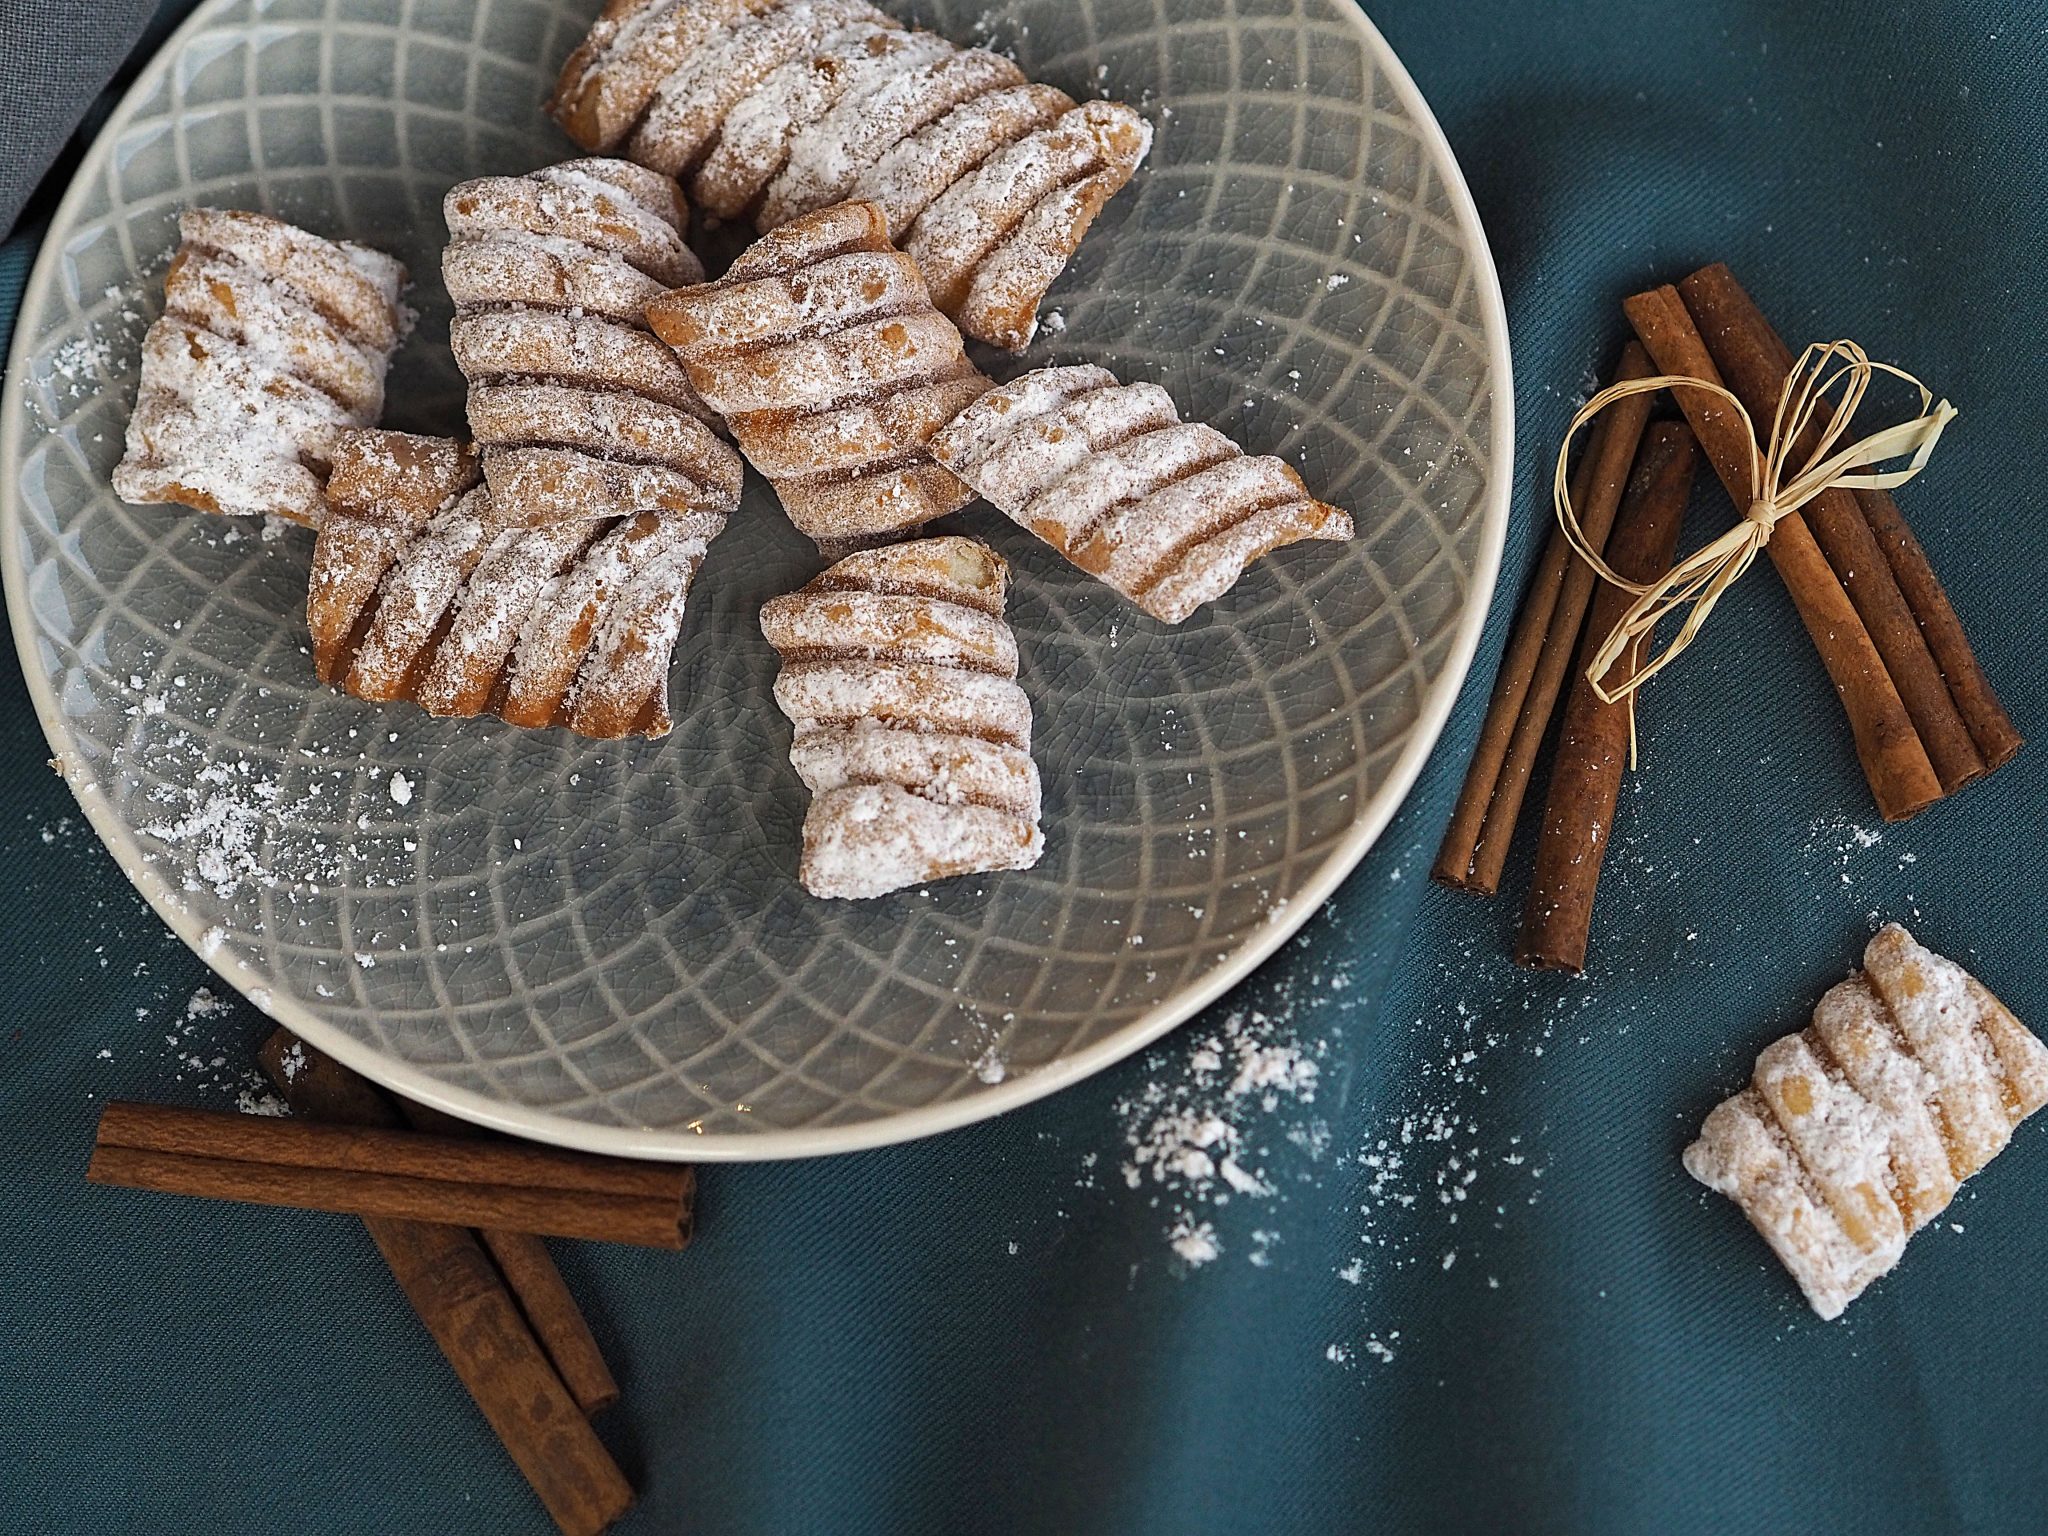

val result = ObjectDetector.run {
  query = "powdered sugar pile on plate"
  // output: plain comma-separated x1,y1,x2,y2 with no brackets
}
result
141,761,282,899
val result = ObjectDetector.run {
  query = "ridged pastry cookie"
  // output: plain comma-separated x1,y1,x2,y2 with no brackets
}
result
310,429,726,739
623,0,883,181
646,200,988,554
893,96,1150,351
113,209,406,523
442,158,743,527
549,0,1151,350
931,364,1354,623
760,535,1043,898
1685,923,2048,1319
549,0,778,158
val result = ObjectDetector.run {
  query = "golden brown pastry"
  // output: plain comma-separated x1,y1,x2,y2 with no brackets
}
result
442,158,743,527
548,0,1151,350
549,0,777,158
759,535,1043,898
645,200,988,554
310,429,726,739
892,97,1149,351
930,364,1354,623
113,209,406,523
1684,923,2048,1319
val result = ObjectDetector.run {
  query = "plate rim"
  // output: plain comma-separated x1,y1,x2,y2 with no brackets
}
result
2,0,1513,1162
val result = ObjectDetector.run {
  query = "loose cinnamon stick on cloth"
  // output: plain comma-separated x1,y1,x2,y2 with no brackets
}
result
1433,342,1657,894
1517,422,1698,972
1853,482,2023,769
474,1230,621,1416
254,1037,632,1536
373,1221,635,1536
258,1031,621,1417
395,1092,620,1416
86,1101,694,1248
1622,284,1944,821
1676,263,1986,794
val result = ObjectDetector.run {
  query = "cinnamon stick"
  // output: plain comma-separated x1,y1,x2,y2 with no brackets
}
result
253,1038,632,1536
259,1032,621,1416
478,1230,621,1415
1854,484,2022,769
1676,263,1986,794
87,1101,693,1248
1434,342,1657,893
1622,284,1943,821
397,1095,620,1416
1517,422,1698,972
373,1217,635,1536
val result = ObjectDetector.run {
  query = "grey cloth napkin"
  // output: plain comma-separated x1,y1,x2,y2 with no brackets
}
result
1,0,163,236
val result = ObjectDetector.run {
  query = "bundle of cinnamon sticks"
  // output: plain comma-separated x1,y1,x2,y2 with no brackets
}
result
87,1030,693,1536
1434,263,2018,972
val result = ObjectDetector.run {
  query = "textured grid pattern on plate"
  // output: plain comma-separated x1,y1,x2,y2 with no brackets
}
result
5,0,1495,1145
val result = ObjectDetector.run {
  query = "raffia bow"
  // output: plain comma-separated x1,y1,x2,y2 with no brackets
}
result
1553,339,1957,712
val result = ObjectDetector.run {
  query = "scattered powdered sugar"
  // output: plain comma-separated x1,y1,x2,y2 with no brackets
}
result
183,984,229,1020
973,1043,1007,1084
90,984,284,1114
1329,962,1550,1301
1085,880,1560,1368
1805,811,1895,886
141,762,279,898
1168,1218,1220,1266
38,277,153,412
109,659,432,927
236,1082,290,1115
967,7,1027,57
1570,359,1606,412
45,329,117,393
1109,971,1333,1268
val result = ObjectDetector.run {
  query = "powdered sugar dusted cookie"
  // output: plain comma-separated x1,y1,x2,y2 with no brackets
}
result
896,97,1149,350
310,429,726,739
690,18,940,222
646,200,987,554
760,535,1043,899
442,158,743,528
309,430,481,685
113,209,406,523
758,37,1025,231
548,0,783,155
627,0,889,179
931,364,1354,623
548,0,1151,349
1684,923,2048,1319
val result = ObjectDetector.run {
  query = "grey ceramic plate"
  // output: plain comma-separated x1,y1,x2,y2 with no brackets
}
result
3,0,1508,1158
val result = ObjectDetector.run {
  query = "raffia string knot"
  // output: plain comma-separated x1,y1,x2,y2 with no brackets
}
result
1554,338,1957,710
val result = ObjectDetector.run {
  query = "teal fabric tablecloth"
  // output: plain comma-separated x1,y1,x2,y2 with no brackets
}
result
4,3,2046,1532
